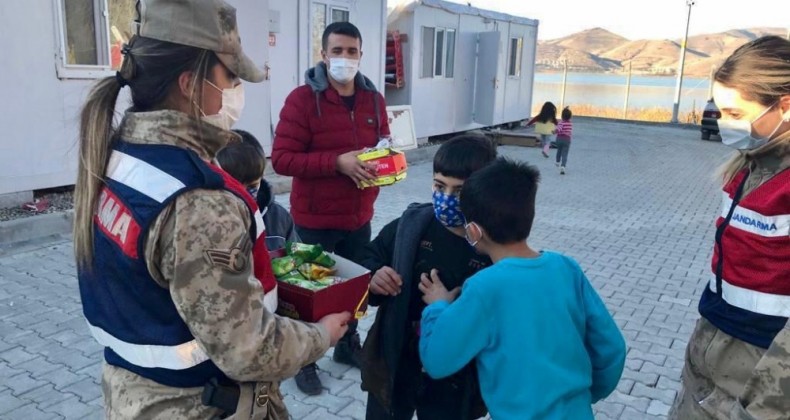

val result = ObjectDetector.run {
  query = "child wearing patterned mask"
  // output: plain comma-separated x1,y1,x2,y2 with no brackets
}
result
358,135,497,420
418,158,626,420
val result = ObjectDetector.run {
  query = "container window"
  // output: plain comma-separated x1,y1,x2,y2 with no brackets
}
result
434,29,445,76
63,0,99,65
56,0,136,78
331,8,349,23
445,29,456,78
421,27,435,78
508,37,523,77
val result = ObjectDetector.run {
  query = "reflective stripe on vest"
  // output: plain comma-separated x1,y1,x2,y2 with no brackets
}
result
263,284,278,313
106,151,186,203
720,193,790,238
254,208,265,239
87,321,209,370
708,274,790,318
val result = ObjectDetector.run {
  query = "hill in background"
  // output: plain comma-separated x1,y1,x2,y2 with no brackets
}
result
537,27,786,76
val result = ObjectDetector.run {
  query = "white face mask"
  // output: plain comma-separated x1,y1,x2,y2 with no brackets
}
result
718,103,782,150
328,58,359,84
201,81,245,131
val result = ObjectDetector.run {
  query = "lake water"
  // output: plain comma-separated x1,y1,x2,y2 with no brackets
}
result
532,72,712,114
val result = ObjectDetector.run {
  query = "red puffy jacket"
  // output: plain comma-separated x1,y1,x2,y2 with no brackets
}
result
272,63,390,231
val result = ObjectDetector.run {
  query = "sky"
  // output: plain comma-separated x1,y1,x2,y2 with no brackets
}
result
389,0,789,41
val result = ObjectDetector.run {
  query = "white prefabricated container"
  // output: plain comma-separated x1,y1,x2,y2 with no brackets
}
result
386,0,539,140
0,0,387,197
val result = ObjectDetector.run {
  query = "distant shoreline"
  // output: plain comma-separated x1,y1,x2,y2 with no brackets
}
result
535,68,707,78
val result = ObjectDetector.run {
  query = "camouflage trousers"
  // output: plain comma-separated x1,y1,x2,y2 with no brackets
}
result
102,363,288,419
669,318,790,420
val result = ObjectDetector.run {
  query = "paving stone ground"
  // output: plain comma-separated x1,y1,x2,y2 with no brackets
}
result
0,119,732,419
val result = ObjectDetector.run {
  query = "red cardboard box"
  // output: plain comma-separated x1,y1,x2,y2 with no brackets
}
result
357,148,408,188
276,254,371,322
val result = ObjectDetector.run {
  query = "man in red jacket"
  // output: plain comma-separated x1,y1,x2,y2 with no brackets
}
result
272,21,390,395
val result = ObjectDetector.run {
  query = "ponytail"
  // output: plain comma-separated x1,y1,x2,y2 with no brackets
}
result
73,76,123,269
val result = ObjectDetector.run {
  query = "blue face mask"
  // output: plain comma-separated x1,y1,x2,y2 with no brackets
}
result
432,190,466,228
246,187,259,198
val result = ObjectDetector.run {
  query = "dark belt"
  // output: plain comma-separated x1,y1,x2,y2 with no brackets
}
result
202,378,271,418
202,378,239,415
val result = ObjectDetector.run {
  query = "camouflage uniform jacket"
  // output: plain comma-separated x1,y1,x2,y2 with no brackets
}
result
671,140,790,419
101,110,330,419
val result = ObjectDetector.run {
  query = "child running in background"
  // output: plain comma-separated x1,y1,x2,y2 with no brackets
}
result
526,101,558,158
418,158,626,420
555,107,573,174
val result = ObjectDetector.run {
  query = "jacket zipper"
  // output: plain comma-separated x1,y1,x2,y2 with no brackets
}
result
351,110,358,149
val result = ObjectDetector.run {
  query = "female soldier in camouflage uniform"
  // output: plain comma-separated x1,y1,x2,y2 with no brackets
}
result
73,1,350,418
670,36,790,419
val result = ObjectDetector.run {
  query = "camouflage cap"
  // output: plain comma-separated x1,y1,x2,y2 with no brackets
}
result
138,0,264,83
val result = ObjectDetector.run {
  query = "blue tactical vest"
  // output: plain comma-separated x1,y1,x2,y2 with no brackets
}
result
78,140,263,387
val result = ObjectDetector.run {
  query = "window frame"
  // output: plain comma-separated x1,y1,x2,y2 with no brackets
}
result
508,37,523,78
433,28,445,77
421,26,456,80
54,0,115,79
309,0,352,66
329,6,350,24
444,29,456,78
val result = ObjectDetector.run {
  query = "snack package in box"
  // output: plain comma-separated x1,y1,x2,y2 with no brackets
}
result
276,253,370,322
357,138,407,189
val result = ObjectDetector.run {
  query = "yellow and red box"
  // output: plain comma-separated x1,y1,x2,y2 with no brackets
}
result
276,254,371,322
357,148,408,188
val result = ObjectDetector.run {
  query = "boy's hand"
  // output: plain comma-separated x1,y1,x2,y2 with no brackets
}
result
419,269,460,305
370,266,403,296
336,149,377,184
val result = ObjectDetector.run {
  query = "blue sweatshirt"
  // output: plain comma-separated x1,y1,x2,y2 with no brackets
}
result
419,251,626,420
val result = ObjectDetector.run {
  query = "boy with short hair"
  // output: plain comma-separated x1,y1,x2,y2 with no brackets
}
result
360,135,497,420
218,129,300,252
217,130,300,312
418,158,626,420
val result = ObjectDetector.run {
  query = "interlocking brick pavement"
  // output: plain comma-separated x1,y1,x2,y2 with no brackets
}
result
0,119,732,419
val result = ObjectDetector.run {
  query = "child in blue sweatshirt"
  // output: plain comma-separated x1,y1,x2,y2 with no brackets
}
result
418,158,626,420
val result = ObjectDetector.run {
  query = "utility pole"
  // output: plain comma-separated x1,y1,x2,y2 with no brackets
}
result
671,0,695,124
560,60,568,110
707,65,715,100
623,61,633,119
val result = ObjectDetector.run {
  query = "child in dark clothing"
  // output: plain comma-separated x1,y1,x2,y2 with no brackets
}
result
359,135,497,420
418,158,626,419
217,130,301,311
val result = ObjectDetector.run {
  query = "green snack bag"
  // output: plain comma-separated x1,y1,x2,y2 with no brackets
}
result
282,277,328,291
279,270,306,281
271,256,301,278
286,242,324,262
313,251,336,268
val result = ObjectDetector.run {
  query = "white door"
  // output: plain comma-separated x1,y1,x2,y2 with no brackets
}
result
473,31,503,126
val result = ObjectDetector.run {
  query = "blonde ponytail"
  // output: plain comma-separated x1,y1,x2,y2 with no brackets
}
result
73,76,123,269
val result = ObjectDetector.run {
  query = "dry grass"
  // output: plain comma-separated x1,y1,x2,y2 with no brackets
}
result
533,104,700,124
